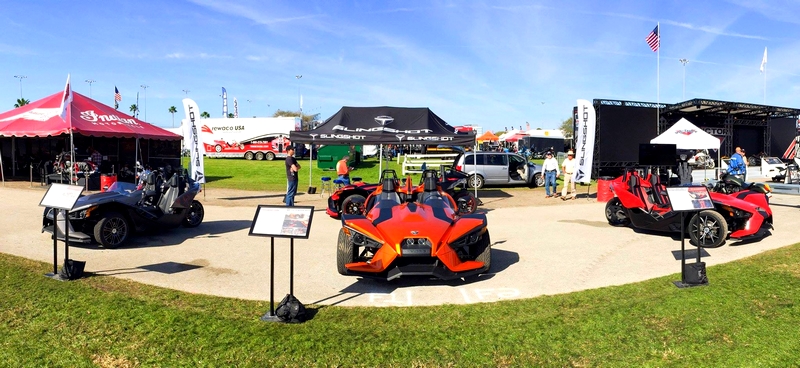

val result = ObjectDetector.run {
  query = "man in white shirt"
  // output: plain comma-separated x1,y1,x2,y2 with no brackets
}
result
561,150,577,200
541,151,560,198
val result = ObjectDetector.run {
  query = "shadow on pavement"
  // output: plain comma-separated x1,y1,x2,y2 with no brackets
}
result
309,248,519,306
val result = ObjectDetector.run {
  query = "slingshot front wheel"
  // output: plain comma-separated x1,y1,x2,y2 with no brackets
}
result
604,198,630,226
689,210,727,248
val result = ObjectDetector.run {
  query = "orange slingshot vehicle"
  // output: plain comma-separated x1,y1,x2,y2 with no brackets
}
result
337,170,491,281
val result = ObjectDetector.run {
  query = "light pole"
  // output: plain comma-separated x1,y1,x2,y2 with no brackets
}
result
295,75,303,125
85,79,96,98
679,58,688,100
13,75,27,99
140,84,149,121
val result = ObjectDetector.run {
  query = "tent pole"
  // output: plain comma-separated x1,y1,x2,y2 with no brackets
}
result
379,144,383,175
474,136,478,200
1,141,4,186
308,141,312,192
11,137,15,177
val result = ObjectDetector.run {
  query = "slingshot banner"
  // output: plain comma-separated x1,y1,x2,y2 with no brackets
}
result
574,99,596,184
182,98,206,183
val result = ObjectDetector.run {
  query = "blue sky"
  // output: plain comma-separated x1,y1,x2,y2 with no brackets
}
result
2,0,800,132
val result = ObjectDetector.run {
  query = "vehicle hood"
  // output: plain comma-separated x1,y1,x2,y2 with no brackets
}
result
72,191,136,211
372,202,455,246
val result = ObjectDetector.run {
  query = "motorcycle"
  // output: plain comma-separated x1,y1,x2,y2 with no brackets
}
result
709,172,772,199
688,149,715,169
42,166,204,248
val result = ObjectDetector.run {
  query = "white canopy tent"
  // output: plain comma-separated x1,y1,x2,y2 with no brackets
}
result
650,117,722,177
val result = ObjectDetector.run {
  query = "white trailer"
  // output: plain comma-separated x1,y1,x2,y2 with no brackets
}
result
181,117,300,160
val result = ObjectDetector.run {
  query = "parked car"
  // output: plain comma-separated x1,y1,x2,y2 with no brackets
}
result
452,152,543,189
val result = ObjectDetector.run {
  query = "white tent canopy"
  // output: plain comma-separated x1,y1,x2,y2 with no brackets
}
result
650,118,720,150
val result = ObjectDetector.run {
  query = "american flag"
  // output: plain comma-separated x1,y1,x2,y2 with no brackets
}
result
645,25,660,52
114,86,122,102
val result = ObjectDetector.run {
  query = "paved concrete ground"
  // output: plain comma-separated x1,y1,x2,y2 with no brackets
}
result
2,183,800,307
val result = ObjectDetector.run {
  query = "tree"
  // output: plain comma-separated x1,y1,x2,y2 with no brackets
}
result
168,106,177,127
227,113,234,118
13,98,29,108
559,117,574,139
272,109,321,130
129,104,139,117
201,111,211,118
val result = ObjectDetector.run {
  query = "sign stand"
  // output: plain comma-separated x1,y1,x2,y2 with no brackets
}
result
249,205,314,323
39,183,84,281
666,186,712,288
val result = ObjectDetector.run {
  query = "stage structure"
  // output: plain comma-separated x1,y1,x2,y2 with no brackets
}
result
586,98,800,177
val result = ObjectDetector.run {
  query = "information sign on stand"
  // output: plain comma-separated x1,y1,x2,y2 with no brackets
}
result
39,184,84,280
249,205,314,323
666,186,712,288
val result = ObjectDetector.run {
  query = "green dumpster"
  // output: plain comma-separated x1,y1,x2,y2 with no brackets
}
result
316,145,362,170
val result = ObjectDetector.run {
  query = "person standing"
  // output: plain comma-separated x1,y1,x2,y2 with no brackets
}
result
541,151,560,198
336,155,351,185
727,146,746,181
88,146,103,166
741,148,748,181
284,146,300,206
561,150,577,200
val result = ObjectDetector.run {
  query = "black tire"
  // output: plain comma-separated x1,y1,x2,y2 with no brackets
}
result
748,156,758,166
454,191,478,215
93,212,130,249
534,173,544,188
336,228,356,275
604,198,630,226
244,151,255,160
183,201,204,228
265,152,275,161
214,144,222,153
255,152,265,161
475,232,492,273
341,194,366,215
689,210,728,248
468,174,485,189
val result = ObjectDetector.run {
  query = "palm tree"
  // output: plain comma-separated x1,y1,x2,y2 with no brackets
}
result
201,111,210,118
13,98,30,108
169,106,177,127
130,104,139,118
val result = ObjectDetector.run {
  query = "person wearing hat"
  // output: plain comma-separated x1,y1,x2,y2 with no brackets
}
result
284,146,301,206
561,150,577,200
541,150,560,198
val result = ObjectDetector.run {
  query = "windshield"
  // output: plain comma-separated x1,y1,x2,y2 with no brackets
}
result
107,181,138,193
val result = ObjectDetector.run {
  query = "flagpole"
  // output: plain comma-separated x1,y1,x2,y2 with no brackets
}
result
656,22,660,134
764,61,767,104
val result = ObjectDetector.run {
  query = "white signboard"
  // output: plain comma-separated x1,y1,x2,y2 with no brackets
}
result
249,205,314,239
39,183,84,211
666,186,713,212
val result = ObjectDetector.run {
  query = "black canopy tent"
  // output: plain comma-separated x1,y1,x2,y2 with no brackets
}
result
290,106,476,194
289,106,476,146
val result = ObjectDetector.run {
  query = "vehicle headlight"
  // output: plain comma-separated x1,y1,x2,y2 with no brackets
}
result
343,227,383,249
450,229,484,248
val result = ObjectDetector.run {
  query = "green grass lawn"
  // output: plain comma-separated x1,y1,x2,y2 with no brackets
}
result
196,156,553,192
2,245,800,366
197,156,418,192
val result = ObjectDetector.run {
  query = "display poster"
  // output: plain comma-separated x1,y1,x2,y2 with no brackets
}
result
39,183,84,210
249,205,314,239
666,186,713,212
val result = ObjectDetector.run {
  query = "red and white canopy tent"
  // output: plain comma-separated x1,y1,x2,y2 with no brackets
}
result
0,91,180,183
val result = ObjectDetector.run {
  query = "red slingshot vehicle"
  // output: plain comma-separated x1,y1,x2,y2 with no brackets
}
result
604,169,773,248
337,170,491,280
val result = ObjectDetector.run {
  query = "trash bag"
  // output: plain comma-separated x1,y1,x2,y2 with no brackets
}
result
275,294,306,323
